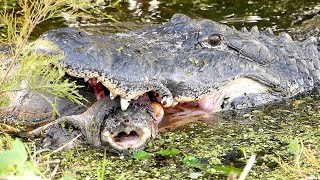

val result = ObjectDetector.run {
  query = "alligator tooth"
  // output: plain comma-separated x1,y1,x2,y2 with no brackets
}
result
110,92,117,100
172,101,179,106
121,98,131,111
133,95,139,100
161,96,173,107
84,78,89,82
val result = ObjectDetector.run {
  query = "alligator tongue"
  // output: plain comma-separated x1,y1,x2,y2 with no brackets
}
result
88,78,105,100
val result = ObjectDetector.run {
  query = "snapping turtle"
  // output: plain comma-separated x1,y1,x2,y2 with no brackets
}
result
0,84,163,151
1,13,320,150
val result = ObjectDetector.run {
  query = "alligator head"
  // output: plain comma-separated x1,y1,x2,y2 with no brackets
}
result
37,14,320,119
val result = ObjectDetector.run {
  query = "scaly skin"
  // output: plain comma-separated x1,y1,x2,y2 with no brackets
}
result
38,13,320,113
0,89,160,152
1,14,320,151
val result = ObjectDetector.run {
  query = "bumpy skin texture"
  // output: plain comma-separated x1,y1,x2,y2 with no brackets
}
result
0,90,90,127
0,90,156,151
2,14,320,151
41,97,156,150
0,84,157,151
39,14,320,111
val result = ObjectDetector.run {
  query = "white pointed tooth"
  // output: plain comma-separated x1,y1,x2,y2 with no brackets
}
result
133,96,139,100
172,101,179,106
110,92,117,100
84,78,89,82
121,98,131,111
102,131,110,137
161,96,173,107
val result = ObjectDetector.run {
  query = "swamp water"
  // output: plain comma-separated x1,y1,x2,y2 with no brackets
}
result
1,0,320,179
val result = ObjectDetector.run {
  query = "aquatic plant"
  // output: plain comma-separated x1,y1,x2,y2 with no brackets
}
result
0,0,114,114
272,138,320,179
0,136,42,177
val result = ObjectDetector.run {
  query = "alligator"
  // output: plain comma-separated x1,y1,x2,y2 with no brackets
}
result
1,14,320,151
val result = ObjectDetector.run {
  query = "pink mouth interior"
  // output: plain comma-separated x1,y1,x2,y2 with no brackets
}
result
88,78,105,100
164,96,219,119
114,131,140,146
87,77,217,123
87,77,217,117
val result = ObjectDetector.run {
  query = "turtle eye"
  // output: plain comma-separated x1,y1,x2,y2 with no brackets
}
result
208,34,223,46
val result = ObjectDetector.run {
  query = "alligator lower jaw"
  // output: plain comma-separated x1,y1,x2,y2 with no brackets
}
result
164,77,273,120
101,128,151,150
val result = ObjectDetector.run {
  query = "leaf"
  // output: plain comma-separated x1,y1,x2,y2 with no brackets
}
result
11,138,28,163
133,150,150,160
0,138,28,173
158,148,180,156
288,138,300,157
183,155,199,164
182,155,205,169
212,165,242,175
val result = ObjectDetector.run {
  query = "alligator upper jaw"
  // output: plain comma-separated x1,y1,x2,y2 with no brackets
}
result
101,127,151,150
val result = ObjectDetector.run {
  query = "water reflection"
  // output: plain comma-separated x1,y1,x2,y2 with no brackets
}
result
127,0,161,22
220,15,270,24
79,0,320,34
1,0,320,35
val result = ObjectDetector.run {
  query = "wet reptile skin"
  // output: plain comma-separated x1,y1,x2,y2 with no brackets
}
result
1,14,320,151
39,14,320,110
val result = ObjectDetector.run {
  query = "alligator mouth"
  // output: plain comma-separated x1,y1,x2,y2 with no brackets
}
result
85,77,272,120
101,128,151,150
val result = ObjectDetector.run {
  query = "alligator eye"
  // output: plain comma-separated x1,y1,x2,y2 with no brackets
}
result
208,34,223,46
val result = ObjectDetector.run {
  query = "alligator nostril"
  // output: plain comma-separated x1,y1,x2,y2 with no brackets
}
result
208,34,223,46
122,119,130,125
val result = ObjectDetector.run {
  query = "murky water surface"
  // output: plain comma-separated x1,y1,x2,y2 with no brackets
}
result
1,0,320,178
1,0,320,34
